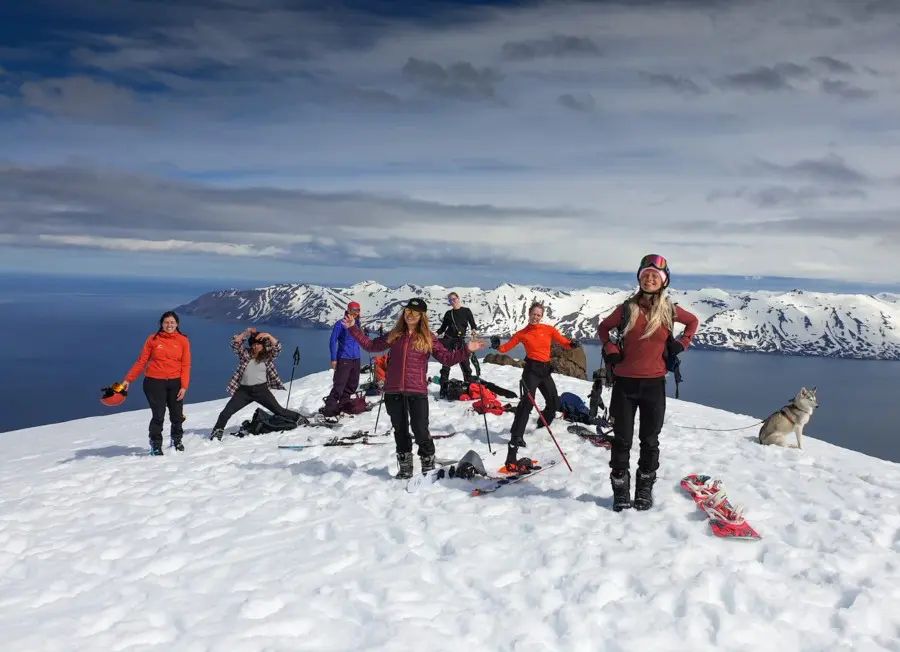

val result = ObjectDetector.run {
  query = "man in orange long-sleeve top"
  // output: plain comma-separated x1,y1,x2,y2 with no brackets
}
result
490,301,579,472
121,310,191,455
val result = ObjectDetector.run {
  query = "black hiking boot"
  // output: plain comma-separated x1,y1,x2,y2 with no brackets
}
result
509,433,526,448
149,442,164,456
395,452,414,479
172,439,185,452
209,428,224,441
633,469,657,511
421,455,436,474
610,469,632,511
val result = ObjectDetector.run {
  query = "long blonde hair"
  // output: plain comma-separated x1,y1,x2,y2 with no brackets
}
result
620,290,674,340
386,310,434,352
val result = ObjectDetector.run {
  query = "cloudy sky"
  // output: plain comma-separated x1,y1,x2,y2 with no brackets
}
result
0,0,898,289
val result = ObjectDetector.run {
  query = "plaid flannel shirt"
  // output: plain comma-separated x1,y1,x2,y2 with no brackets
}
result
225,334,286,396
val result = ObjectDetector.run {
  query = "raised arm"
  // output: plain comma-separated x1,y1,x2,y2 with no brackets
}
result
432,332,484,366
347,322,390,353
497,330,523,354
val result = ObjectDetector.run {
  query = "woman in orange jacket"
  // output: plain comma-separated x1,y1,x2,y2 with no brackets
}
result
490,301,579,471
121,311,191,455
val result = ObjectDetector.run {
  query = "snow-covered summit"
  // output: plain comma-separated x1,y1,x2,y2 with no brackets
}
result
178,282,900,360
1,365,898,650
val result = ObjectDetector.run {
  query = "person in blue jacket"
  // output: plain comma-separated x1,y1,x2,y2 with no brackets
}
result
321,301,363,417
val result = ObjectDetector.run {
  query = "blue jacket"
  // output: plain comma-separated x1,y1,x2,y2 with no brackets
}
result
330,320,362,361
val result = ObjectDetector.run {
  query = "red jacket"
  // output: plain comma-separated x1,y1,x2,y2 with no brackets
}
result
125,331,192,388
498,323,572,362
349,326,469,395
598,302,698,379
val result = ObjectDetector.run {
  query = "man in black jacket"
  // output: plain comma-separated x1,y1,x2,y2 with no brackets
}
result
436,291,478,398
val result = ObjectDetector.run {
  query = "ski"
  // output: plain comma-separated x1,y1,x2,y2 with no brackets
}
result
567,424,614,449
471,460,558,496
278,437,388,450
680,474,761,540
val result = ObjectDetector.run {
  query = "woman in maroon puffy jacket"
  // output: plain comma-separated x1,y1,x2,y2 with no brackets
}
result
344,297,485,479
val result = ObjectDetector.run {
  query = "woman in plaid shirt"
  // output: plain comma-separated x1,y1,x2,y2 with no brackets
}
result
209,327,301,440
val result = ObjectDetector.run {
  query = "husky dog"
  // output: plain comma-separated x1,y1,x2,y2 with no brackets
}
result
758,387,818,449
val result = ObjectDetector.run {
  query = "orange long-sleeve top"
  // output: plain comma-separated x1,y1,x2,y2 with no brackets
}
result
125,331,192,388
498,323,573,362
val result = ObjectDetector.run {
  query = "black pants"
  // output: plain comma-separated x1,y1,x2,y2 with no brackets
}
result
609,376,666,472
439,337,473,385
323,358,361,416
509,359,559,443
143,377,184,446
214,383,299,430
385,393,434,457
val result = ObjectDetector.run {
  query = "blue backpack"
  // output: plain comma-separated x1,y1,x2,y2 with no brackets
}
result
560,392,591,424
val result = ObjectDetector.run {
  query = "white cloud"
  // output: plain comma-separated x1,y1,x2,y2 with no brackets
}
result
37,234,288,257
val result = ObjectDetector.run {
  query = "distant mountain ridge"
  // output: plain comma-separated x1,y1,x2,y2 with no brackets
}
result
177,281,900,361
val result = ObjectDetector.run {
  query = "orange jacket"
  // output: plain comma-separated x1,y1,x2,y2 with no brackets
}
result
125,331,192,388
498,323,572,363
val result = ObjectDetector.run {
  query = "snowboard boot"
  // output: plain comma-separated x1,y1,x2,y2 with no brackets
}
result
209,428,224,441
633,469,657,511
149,441,164,456
610,469,632,511
395,452,414,480
420,454,436,474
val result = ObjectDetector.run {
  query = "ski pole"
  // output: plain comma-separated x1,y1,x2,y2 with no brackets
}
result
373,388,384,435
521,379,573,472
470,351,494,456
285,346,300,408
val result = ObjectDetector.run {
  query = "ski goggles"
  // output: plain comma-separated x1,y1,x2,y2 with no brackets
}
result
639,254,668,271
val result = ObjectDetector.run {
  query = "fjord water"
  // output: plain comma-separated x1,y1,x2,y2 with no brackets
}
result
1,273,897,462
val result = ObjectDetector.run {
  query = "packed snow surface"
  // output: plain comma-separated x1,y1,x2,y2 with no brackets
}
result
1,364,898,651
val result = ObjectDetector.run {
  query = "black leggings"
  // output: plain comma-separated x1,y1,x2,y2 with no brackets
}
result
609,376,666,472
509,359,559,443
143,377,184,445
214,383,299,430
439,337,473,384
385,393,434,457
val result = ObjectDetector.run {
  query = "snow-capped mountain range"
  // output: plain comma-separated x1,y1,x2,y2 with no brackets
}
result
178,281,900,361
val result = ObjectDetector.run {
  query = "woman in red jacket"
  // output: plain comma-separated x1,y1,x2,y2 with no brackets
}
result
598,254,699,511
344,298,485,479
121,311,192,455
491,301,579,471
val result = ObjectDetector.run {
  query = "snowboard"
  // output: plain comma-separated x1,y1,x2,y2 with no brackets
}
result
567,424,614,449
680,474,761,540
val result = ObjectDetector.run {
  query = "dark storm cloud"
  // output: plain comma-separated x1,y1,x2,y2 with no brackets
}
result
708,186,867,209
810,56,855,74
718,62,812,92
501,35,602,61
557,93,597,113
402,58,503,102
755,155,870,186
639,72,706,96
820,79,875,100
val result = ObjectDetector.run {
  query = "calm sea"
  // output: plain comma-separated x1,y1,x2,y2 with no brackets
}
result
1,273,897,463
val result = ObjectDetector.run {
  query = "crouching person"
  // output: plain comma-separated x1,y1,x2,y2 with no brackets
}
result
343,298,485,478
210,328,301,440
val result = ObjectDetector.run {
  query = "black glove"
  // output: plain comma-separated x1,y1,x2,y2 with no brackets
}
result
604,351,623,366
668,340,685,355
490,336,501,350
569,339,581,349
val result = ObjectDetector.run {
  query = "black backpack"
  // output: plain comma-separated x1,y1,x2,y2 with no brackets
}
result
240,408,300,436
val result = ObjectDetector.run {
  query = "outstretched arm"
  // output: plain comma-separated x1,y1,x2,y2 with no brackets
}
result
344,315,391,353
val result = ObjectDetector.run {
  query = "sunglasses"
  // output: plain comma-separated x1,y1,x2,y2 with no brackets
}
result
640,254,668,270
348,309,360,315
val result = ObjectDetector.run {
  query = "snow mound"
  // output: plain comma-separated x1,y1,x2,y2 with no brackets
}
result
1,364,898,651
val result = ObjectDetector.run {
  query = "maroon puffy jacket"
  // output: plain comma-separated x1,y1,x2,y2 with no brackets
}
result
349,325,470,395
